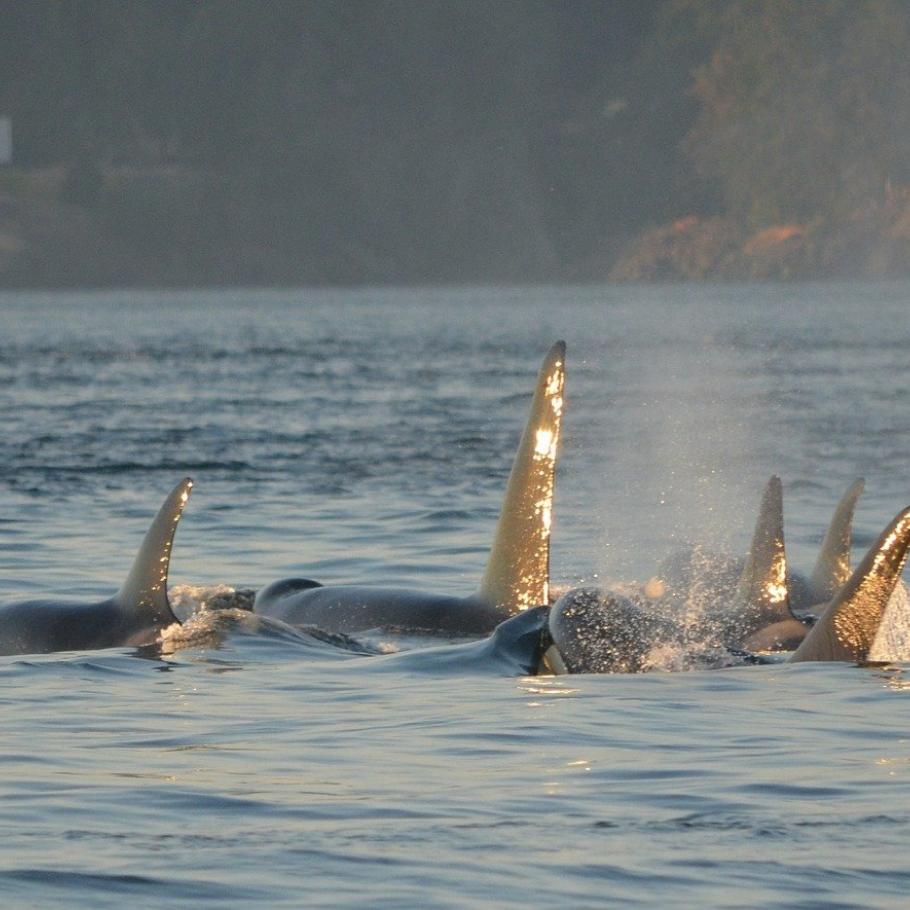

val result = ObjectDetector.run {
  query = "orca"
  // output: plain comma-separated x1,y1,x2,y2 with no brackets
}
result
644,477,865,651
717,475,867,650
254,341,566,637
791,504,910,662
714,475,807,651
361,606,553,676
546,587,673,674
0,478,192,656
542,587,771,674
544,503,910,673
159,588,550,673
793,477,865,609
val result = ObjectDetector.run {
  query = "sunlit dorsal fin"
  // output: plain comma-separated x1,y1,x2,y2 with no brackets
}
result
791,505,910,663
807,477,864,604
117,478,194,627
477,341,565,615
735,476,793,633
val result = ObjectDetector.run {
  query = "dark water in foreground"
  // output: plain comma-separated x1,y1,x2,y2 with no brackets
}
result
2,284,910,907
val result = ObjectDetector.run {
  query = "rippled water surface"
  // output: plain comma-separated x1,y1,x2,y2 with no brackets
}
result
2,284,910,907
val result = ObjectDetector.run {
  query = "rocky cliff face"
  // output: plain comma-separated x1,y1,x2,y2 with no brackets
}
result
607,188,910,282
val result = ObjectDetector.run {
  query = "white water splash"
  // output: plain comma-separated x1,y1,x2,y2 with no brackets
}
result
157,607,263,652
168,584,255,621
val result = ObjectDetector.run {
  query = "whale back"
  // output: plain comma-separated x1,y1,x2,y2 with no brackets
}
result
115,477,193,629
254,584,505,636
362,606,552,676
791,505,910,662
476,341,565,615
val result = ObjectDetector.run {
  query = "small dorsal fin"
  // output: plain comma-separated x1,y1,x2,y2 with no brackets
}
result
734,476,793,634
477,341,565,615
791,505,910,662
807,478,864,604
116,478,194,627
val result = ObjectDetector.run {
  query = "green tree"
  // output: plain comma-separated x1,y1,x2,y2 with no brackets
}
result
676,0,910,227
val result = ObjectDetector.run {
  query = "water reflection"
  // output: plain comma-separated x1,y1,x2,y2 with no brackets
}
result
869,665,910,691
518,677,581,699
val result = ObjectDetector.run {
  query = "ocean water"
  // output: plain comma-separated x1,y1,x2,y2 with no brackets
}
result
1,283,910,907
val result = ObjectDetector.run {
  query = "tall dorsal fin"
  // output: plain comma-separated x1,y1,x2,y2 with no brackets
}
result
734,476,793,635
477,341,565,615
791,505,910,663
807,478,864,604
116,478,193,627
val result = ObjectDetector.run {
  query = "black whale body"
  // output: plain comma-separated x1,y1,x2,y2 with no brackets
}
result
254,579,507,637
255,342,566,638
0,478,192,657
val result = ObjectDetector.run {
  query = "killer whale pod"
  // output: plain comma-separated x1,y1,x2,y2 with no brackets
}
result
254,342,566,637
0,478,192,656
544,500,910,674
645,476,866,652
734,476,866,650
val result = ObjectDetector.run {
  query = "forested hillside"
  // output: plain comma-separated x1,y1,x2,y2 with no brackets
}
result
1,0,908,286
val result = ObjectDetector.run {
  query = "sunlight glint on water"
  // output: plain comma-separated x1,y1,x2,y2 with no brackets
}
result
2,284,910,907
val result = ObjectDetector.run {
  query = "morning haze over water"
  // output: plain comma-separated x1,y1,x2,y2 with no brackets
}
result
2,1,910,289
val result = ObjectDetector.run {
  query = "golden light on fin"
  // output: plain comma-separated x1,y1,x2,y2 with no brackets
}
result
535,428,555,457
117,477,194,628
736,476,794,637
478,342,566,615
792,506,910,663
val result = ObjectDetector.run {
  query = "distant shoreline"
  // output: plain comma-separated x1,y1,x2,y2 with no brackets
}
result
4,166,910,289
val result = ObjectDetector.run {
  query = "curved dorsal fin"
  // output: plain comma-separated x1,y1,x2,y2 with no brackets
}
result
807,478,864,604
116,478,193,627
734,476,793,634
477,341,565,615
791,505,910,662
